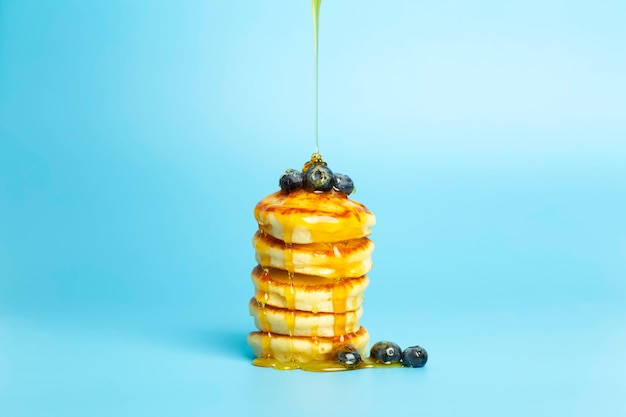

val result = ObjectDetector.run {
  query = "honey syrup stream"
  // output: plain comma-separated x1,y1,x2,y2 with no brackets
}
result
312,0,321,154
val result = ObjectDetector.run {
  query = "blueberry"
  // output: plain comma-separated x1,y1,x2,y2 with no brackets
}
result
279,169,303,193
333,173,355,195
334,344,362,369
370,341,402,364
303,164,334,192
401,345,428,368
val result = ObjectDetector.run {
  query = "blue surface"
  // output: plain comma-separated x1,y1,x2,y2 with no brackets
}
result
1,1,625,416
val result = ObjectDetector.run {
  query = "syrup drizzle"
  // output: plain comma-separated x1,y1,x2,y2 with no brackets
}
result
257,304,270,331
312,0,321,154
256,267,271,305
332,281,348,335
261,332,272,357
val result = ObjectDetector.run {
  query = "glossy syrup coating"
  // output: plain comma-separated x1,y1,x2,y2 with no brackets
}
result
254,189,375,244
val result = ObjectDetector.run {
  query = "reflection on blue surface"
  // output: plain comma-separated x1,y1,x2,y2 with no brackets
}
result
1,0,625,416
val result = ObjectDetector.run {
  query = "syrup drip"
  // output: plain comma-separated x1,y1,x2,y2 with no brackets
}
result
256,268,271,304
285,310,296,337
313,336,321,357
283,242,297,312
310,319,319,336
283,224,296,358
332,280,348,335
261,332,272,358
257,304,271,331
255,268,272,347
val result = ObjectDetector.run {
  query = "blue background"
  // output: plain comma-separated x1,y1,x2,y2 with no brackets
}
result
1,1,625,416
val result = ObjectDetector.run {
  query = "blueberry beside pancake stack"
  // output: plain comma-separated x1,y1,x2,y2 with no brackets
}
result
248,154,376,364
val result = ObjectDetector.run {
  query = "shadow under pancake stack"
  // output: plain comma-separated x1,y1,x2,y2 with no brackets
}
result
247,156,376,367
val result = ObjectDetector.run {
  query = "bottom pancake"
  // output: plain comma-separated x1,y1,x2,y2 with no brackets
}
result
247,327,370,363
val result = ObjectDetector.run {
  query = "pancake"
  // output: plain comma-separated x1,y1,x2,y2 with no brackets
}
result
251,265,368,314
253,231,374,279
249,298,363,337
247,327,370,363
254,189,376,244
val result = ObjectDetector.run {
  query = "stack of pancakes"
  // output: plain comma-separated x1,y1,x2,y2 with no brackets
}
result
248,188,376,363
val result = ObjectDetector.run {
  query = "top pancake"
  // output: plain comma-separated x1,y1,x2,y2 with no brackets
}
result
254,189,376,244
